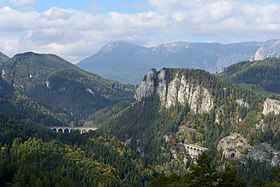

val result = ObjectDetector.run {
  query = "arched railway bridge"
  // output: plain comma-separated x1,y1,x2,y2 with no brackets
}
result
47,126,97,134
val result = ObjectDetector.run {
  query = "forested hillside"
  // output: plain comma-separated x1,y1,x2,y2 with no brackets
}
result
1,52,134,126
0,115,152,186
0,77,69,126
220,58,280,94
93,68,280,184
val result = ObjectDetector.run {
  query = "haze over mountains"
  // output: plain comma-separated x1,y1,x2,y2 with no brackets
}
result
78,39,280,84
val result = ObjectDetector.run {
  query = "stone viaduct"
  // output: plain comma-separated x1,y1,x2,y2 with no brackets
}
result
48,126,97,134
184,143,208,159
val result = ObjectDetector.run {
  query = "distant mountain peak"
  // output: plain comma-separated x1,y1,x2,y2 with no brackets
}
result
100,41,141,54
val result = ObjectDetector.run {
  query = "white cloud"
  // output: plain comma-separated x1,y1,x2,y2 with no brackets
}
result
10,0,37,6
0,1,280,62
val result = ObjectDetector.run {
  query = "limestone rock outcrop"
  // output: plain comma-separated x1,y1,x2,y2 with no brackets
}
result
247,143,280,167
217,133,250,159
135,69,214,114
134,69,157,102
262,98,280,115
236,99,249,108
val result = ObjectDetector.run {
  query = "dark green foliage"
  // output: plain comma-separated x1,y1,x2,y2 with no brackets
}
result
0,77,13,95
150,153,247,187
150,173,183,187
85,101,132,127
187,153,218,186
10,138,119,187
218,163,247,187
0,115,152,186
0,77,69,126
239,159,279,184
220,58,280,94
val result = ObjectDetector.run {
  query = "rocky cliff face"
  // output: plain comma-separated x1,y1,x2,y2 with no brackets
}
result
262,98,280,115
135,69,214,114
217,133,250,159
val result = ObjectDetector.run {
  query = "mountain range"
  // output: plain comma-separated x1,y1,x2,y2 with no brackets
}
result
78,39,280,84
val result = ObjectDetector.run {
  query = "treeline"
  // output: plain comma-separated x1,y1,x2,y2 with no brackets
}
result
151,153,280,187
0,115,151,186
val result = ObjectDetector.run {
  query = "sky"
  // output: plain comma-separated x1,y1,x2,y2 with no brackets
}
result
0,0,280,63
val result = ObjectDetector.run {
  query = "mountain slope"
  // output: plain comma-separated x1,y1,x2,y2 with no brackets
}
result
1,52,134,125
0,77,69,126
0,52,9,64
220,58,280,94
77,41,264,84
